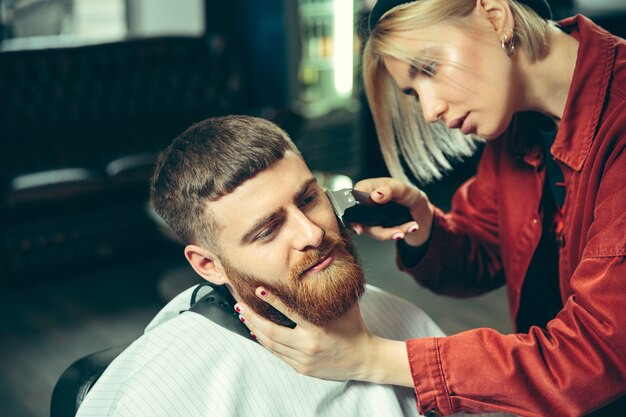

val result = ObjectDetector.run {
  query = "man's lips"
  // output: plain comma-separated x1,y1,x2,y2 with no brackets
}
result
303,248,336,275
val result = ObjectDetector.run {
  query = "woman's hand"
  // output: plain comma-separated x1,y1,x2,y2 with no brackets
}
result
235,288,375,381
235,288,414,386
352,177,434,248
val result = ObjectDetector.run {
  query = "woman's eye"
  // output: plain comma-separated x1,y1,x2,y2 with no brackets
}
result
421,61,437,76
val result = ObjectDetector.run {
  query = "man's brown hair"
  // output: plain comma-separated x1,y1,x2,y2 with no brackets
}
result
150,115,300,249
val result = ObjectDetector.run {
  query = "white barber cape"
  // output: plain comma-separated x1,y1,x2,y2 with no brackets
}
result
77,284,508,417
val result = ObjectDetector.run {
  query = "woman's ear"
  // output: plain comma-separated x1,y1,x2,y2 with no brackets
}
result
475,0,514,36
184,244,228,285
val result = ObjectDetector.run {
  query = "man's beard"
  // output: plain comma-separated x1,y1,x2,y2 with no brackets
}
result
221,228,365,327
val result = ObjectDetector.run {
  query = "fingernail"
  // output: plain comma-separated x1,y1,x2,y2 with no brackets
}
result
392,232,404,240
376,191,384,198
234,305,241,313
250,332,257,340
259,289,267,297
408,224,419,234
239,314,246,323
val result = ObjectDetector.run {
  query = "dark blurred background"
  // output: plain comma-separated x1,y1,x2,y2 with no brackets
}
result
1,0,625,416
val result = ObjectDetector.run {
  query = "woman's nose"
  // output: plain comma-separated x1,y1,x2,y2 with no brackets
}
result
419,89,446,123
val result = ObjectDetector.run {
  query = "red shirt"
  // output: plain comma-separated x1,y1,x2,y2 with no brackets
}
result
398,16,626,417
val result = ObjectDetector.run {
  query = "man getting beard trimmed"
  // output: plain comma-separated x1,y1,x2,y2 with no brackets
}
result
75,115,489,417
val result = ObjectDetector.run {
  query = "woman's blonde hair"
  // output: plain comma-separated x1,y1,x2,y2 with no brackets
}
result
363,0,550,184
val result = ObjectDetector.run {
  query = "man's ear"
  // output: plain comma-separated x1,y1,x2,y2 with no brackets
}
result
184,244,228,285
475,0,514,36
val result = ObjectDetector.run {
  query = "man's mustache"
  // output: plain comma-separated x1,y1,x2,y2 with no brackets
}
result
291,233,341,282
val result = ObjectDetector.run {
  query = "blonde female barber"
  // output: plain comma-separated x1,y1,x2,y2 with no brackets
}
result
237,1,626,415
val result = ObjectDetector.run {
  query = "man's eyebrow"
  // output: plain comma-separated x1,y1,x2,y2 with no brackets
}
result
239,208,284,245
293,177,318,205
239,177,318,245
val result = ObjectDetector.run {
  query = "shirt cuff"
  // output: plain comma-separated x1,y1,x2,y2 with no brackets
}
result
406,337,455,416
397,231,432,268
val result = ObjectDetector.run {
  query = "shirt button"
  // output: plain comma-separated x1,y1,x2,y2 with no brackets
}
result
531,218,539,225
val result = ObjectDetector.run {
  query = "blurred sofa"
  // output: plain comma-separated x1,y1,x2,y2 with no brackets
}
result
0,34,294,281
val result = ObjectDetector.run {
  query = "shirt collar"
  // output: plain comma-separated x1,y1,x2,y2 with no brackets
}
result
551,15,617,171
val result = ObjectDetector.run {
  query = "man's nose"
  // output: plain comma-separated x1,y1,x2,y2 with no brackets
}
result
291,210,325,251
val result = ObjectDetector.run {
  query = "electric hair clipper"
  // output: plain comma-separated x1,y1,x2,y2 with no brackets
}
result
325,189,413,228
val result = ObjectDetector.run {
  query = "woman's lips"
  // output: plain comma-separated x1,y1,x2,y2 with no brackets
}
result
461,113,473,135
448,112,469,130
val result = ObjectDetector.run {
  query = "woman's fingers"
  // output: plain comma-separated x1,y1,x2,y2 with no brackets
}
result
353,177,395,193
350,178,420,240
234,287,310,348
235,300,295,348
254,286,309,327
350,221,419,241
234,296,334,374
235,292,374,381
351,177,433,244
354,177,426,209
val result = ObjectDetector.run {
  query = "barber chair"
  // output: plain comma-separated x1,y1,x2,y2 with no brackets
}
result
50,284,248,417
50,344,129,417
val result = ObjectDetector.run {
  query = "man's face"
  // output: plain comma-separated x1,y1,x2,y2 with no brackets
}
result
207,151,365,326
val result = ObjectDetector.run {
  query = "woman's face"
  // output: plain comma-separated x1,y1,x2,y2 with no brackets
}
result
382,15,519,140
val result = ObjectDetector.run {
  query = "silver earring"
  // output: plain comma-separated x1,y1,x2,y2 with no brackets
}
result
501,31,516,57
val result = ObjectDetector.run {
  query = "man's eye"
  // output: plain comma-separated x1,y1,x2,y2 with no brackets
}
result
256,224,277,241
300,191,318,207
